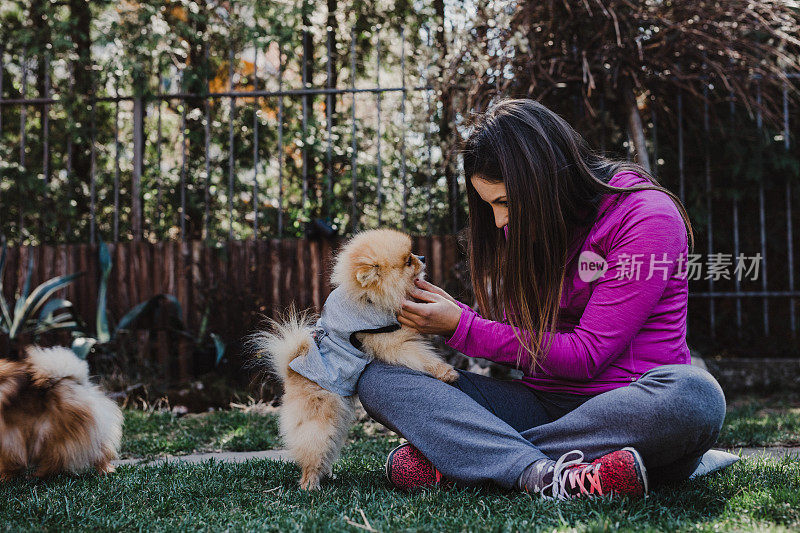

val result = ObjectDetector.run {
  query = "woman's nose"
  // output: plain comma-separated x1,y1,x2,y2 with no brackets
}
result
494,211,508,229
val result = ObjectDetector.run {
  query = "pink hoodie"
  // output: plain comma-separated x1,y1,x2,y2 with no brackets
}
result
446,171,691,394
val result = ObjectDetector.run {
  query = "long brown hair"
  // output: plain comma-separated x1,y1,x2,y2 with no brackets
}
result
461,98,694,373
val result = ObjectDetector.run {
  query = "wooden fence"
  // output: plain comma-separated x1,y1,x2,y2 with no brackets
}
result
1,236,463,382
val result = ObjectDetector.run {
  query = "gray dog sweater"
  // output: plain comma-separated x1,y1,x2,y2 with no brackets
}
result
288,286,401,396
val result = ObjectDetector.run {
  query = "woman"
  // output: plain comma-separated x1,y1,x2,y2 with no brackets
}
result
356,99,726,500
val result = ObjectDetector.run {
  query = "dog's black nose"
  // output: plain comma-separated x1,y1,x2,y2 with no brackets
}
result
415,254,426,264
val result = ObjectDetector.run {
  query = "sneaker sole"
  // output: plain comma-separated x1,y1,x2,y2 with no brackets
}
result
385,443,406,484
621,446,649,496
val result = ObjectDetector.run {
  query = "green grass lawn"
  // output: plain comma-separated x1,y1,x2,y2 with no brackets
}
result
120,393,800,458
717,395,800,447
0,398,798,531
121,409,281,458
1,435,798,532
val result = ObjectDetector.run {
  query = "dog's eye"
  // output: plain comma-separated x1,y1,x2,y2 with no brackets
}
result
406,255,413,266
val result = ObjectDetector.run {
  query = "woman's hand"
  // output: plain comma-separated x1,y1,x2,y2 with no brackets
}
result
415,279,459,305
398,279,463,337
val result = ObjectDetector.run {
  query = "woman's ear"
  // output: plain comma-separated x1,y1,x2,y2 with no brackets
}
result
355,264,380,287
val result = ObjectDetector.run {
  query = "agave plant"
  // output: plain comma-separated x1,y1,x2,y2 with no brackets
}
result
196,302,227,367
72,241,226,365
71,241,182,359
0,238,81,348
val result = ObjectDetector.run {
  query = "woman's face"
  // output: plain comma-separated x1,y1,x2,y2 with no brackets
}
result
471,175,509,229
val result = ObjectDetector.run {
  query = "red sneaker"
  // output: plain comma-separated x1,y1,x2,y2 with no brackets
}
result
541,447,648,500
385,443,444,490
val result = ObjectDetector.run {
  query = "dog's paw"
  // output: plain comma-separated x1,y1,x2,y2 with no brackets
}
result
436,364,459,383
96,462,116,475
299,472,322,491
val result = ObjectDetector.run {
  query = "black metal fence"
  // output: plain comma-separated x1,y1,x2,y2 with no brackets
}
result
672,80,797,343
0,24,453,244
0,22,799,352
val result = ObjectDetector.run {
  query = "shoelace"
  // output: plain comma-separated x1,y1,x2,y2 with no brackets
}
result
542,450,604,500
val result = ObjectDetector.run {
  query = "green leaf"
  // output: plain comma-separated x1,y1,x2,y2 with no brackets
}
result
8,272,82,339
33,320,78,335
97,241,112,343
38,298,73,322
113,300,151,336
114,294,183,338
26,273,82,319
20,250,34,301
197,304,211,344
211,333,226,366
163,294,184,323
39,312,76,327
71,337,98,360
44,312,77,325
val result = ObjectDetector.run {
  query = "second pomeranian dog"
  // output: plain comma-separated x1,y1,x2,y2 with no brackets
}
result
0,346,123,481
250,229,457,490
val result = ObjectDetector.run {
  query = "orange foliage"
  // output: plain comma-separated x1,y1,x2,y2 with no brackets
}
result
207,58,282,119
168,4,188,22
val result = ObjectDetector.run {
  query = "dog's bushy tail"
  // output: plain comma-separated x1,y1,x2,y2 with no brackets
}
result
23,345,90,385
247,305,317,383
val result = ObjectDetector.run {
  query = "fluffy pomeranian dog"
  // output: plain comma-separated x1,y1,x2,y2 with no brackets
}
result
250,229,457,490
0,345,123,481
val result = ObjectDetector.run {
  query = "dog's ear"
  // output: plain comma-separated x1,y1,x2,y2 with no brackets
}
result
355,263,380,287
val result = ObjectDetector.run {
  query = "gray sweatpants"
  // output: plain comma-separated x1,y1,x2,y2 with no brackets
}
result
356,362,726,489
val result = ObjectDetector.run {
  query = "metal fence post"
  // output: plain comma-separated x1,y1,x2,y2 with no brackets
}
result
350,28,358,232
651,108,657,180
19,48,26,168
784,80,797,338
156,70,164,235
132,95,143,240
400,27,407,232
703,84,714,338
325,29,334,219
203,48,211,241
756,79,769,336
730,89,742,337
18,49,27,238
180,69,188,240
42,53,50,188
301,26,309,214
375,28,383,225
113,77,121,242
677,90,685,203
0,48,3,136
252,39,260,239
425,26,433,236
228,46,236,240
277,42,285,238
89,87,97,245
0,49,4,231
